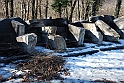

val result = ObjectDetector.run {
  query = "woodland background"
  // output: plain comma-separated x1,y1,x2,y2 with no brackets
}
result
0,0,124,22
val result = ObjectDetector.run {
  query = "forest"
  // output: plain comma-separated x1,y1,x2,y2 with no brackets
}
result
0,0,123,22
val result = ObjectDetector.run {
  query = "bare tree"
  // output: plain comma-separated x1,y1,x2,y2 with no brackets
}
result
32,0,35,19
10,0,13,17
21,0,25,19
114,0,122,18
80,0,91,20
5,0,9,17
69,0,77,22
39,0,42,19
45,0,48,19
35,0,38,19
27,0,30,20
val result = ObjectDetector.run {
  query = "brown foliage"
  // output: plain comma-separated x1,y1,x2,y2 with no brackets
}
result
16,53,68,82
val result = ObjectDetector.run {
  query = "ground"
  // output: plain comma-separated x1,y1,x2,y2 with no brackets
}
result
0,39,124,83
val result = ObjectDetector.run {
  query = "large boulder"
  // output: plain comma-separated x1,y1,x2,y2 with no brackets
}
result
41,26,66,50
82,23,103,44
11,20,25,36
68,24,85,46
0,18,17,37
16,33,37,53
89,15,124,39
95,20,120,42
114,16,124,39
0,17,30,43
48,35,66,50
29,18,68,39
41,26,57,45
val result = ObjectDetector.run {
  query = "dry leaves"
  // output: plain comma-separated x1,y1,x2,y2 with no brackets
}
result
16,53,69,82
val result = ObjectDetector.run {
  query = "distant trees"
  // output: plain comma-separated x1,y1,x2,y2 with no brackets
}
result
82,0,104,20
0,0,123,21
91,0,104,16
51,0,69,18
51,0,104,21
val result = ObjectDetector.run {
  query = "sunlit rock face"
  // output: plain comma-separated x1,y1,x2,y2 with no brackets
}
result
95,20,120,42
82,23,103,44
16,33,37,53
68,24,85,46
114,16,124,39
11,20,25,36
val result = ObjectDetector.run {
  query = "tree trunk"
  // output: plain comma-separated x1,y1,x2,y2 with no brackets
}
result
27,0,30,20
21,0,24,20
24,1,27,20
84,1,90,20
22,0,28,20
69,0,77,22
66,7,68,19
45,0,48,19
92,0,97,16
32,0,35,19
9,0,14,17
35,0,38,19
59,5,62,18
5,0,9,17
81,0,85,19
39,0,42,19
114,0,122,18
78,0,80,20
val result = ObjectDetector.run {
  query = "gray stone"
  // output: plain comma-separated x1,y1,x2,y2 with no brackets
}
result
97,32,103,45
68,24,85,46
91,15,124,39
114,16,124,39
16,33,37,53
11,20,25,36
41,26,66,50
29,18,68,39
41,26,57,45
82,23,103,44
48,35,66,50
42,26,57,35
95,20,120,42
